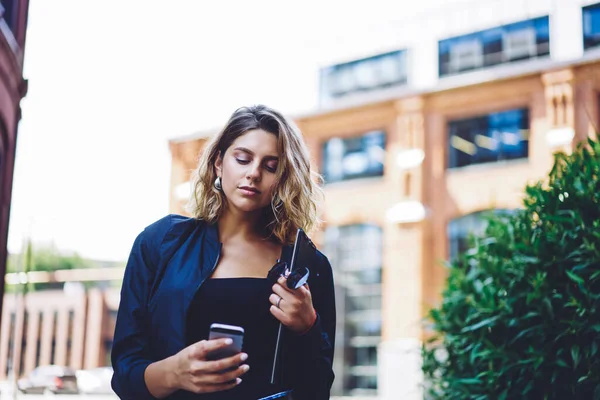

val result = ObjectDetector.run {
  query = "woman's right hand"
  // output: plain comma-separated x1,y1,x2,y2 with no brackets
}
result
171,338,250,394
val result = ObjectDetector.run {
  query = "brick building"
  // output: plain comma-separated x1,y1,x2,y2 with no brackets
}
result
168,2,600,398
3,2,600,399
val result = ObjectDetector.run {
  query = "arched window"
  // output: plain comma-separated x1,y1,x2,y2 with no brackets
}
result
324,224,382,396
448,209,515,260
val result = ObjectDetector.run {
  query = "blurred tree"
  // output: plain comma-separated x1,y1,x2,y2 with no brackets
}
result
5,242,91,292
422,136,600,399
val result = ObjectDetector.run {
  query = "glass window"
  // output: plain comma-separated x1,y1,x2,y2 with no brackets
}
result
439,16,550,77
583,3,600,50
324,224,382,396
448,108,529,169
320,50,408,102
448,210,514,260
323,130,385,183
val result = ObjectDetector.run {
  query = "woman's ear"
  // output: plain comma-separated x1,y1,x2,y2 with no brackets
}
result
214,152,223,177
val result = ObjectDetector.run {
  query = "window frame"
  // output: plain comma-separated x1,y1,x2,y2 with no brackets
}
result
583,3,600,50
322,130,386,184
439,16,550,77
320,49,408,102
446,108,530,170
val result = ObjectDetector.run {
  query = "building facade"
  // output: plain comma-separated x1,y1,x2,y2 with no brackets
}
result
169,1,600,398
2,0,599,397
0,0,30,328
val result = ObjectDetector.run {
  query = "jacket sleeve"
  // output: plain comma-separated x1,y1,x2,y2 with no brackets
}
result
111,221,167,400
286,253,336,400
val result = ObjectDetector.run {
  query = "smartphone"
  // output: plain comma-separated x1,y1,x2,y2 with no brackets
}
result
206,323,244,370
287,228,315,289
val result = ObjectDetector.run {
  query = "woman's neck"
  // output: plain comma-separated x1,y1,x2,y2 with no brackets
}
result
217,208,267,243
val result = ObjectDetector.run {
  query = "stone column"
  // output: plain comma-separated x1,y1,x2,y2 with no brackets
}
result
380,97,425,400
541,69,576,153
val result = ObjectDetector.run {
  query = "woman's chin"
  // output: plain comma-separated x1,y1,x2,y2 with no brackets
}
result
228,200,269,214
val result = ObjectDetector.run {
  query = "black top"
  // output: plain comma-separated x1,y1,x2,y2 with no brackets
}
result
184,278,288,399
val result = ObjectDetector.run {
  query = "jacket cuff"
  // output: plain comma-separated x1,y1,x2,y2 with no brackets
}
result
293,313,324,357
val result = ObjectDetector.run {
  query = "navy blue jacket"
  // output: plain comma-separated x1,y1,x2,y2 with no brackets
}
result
111,214,336,399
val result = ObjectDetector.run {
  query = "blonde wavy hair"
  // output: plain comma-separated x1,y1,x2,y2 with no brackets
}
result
187,105,323,244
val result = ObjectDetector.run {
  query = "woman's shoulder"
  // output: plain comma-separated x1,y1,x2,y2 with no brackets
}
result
313,249,333,277
140,214,204,245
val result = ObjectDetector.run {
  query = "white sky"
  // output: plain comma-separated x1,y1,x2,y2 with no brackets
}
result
7,0,457,261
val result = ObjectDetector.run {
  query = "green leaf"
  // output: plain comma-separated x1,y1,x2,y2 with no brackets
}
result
456,378,482,385
543,298,554,319
556,358,569,368
571,345,580,369
566,270,585,285
460,316,500,333
508,326,539,345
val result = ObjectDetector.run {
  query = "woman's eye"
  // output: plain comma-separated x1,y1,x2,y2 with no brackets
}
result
236,158,250,165
265,164,278,173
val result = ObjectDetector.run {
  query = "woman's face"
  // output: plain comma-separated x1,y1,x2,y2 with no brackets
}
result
215,129,280,215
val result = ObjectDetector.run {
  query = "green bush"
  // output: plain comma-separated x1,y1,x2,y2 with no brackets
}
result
6,243,91,292
422,137,600,400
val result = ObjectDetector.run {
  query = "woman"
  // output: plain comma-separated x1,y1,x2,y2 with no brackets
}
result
111,105,336,400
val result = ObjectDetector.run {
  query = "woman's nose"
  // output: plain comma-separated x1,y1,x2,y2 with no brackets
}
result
246,163,261,181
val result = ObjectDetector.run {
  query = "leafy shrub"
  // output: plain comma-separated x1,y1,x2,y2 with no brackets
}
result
422,137,600,399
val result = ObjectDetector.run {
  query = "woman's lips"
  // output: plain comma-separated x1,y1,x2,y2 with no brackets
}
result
238,186,260,196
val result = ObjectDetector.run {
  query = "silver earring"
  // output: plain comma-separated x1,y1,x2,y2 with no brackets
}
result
214,177,222,191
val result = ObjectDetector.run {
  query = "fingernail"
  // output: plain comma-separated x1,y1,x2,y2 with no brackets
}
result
224,338,233,345
240,353,248,361
236,378,242,385
242,364,250,372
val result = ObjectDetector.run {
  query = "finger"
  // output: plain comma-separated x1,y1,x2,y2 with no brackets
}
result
297,285,311,298
189,340,206,359
202,352,248,374
194,338,234,359
269,293,282,308
272,283,295,300
206,364,250,384
277,276,295,290
193,377,241,394
270,305,289,325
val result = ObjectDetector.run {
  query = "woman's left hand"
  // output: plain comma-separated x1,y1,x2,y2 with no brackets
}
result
270,276,317,334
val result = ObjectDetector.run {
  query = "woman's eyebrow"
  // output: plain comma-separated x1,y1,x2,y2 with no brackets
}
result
233,147,278,160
